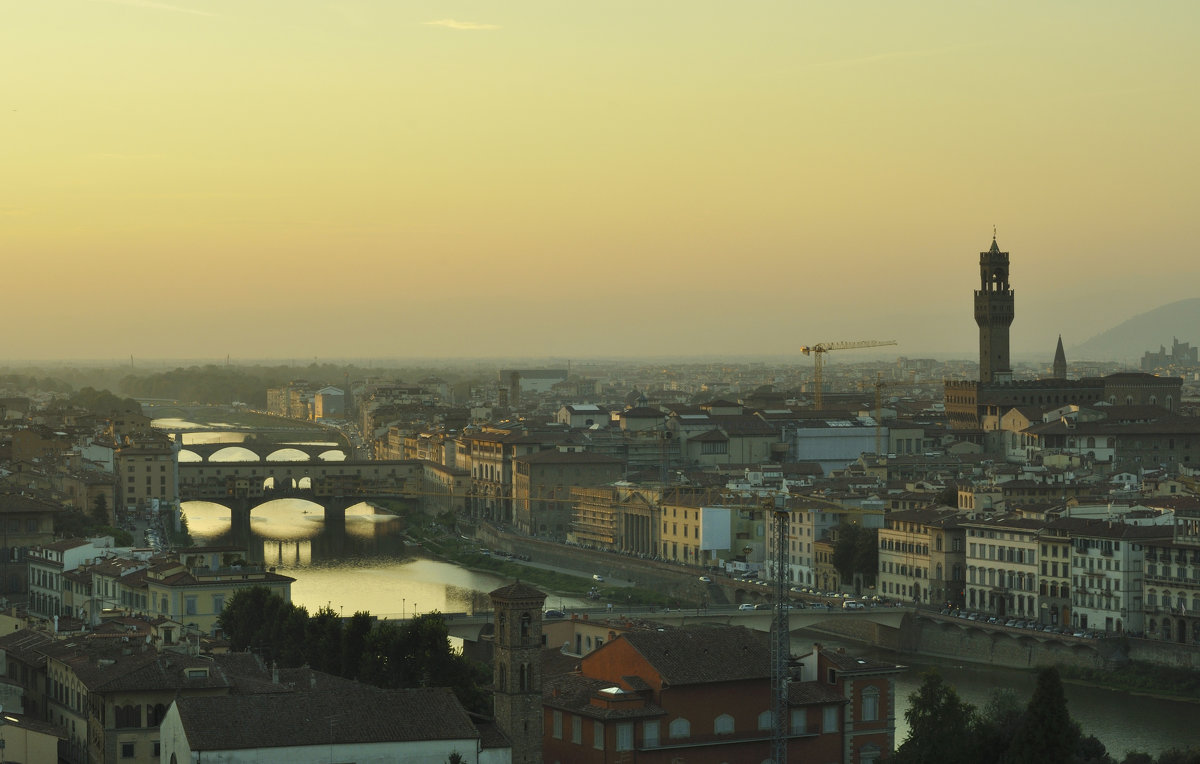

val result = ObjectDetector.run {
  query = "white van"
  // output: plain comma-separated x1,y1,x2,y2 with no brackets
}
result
843,600,866,610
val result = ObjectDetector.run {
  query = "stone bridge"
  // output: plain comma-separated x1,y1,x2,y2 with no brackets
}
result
420,605,915,643
178,440,345,463
177,459,425,503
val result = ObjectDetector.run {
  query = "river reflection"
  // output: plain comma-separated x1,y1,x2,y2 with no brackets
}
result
181,499,593,619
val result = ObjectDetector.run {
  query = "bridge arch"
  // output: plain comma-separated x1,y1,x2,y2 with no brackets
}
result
266,447,313,462
178,450,203,463
209,446,262,462
317,449,346,461
262,475,313,491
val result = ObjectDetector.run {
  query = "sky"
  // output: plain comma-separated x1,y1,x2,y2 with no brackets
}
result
3,1,1198,362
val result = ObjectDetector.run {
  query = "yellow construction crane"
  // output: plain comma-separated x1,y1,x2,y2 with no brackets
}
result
800,340,898,410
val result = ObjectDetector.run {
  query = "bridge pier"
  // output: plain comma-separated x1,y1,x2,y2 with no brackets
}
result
229,496,253,538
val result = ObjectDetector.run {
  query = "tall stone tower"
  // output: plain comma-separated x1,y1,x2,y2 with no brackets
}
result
1052,335,1068,380
974,236,1015,383
490,581,546,764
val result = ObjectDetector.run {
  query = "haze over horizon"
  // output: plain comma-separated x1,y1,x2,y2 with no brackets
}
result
4,2,1196,362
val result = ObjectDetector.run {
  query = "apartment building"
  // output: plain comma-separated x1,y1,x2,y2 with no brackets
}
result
543,626,897,763
115,438,177,511
1050,517,1170,634
961,516,1044,619
511,449,623,539
878,507,965,608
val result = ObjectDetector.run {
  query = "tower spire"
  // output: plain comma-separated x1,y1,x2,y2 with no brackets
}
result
1053,335,1068,380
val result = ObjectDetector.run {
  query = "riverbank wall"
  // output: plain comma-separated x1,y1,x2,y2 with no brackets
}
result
804,613,1125,671
477,524,1200,673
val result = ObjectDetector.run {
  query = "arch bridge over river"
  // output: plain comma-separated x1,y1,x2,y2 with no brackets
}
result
177,459,446,532
425,605,916,643
177,459,427,503
178,441,345,462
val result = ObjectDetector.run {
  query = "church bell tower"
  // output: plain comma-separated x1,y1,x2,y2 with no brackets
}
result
490,582,546,764
974,235,1015,383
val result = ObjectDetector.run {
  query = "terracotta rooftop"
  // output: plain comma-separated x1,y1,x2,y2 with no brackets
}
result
616,625,771,686
490,581,547,602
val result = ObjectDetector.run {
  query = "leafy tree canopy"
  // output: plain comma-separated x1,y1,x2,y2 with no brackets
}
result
218,587,490,713
893,670,977,764
831,522,878,590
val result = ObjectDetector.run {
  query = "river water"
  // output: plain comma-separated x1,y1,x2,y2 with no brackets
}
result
180,498,1197,757
165,420,1197,758
797,634,1198,758
181,499,595,617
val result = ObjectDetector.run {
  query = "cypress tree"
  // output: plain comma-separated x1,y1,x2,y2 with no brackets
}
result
1004,667,1080,764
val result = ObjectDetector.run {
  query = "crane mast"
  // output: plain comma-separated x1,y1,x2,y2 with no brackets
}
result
769,496,791,764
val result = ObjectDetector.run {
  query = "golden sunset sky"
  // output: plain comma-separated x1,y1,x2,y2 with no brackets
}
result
3,1,1197,361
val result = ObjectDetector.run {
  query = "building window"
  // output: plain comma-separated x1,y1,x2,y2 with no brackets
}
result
862,687,880,721
669,717,690,739
714,714,734,734
758,710,774,730
121,742,135,758
552,710,562,739
823,706,839,733
616,722,633,751
791,708,807,734
594,721,604,750
643,720,660,747
572,716,582,744
184,596,197,616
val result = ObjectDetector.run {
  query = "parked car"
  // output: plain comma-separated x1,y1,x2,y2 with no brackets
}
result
698,576,712,583
738,603,756,611
543,609,565,619
843,600,866,610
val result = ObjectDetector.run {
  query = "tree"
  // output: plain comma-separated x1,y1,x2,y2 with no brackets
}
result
935,482,959,508
893,670,977,764
90,493,110,526
970,688,1024,764
852,525,879,589
832,522,878,593
1003,667,1080,764
220,589,489,713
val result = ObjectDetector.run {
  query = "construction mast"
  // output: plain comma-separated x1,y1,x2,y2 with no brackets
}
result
800,339,898,410
769,495,791,764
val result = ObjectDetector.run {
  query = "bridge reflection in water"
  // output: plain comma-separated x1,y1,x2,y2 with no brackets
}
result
181,499,408,569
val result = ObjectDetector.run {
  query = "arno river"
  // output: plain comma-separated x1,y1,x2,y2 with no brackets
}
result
179,498,1197,757
167,420,1196,757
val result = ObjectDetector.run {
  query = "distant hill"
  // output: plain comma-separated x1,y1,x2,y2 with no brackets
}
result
1070,298,1200,362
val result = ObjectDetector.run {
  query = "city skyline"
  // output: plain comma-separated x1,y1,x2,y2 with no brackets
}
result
4,1,1197,361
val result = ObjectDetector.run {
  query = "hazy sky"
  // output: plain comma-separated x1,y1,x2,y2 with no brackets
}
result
4,1,1197,362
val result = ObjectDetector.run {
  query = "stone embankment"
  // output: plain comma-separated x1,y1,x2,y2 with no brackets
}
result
477,523,1200,672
